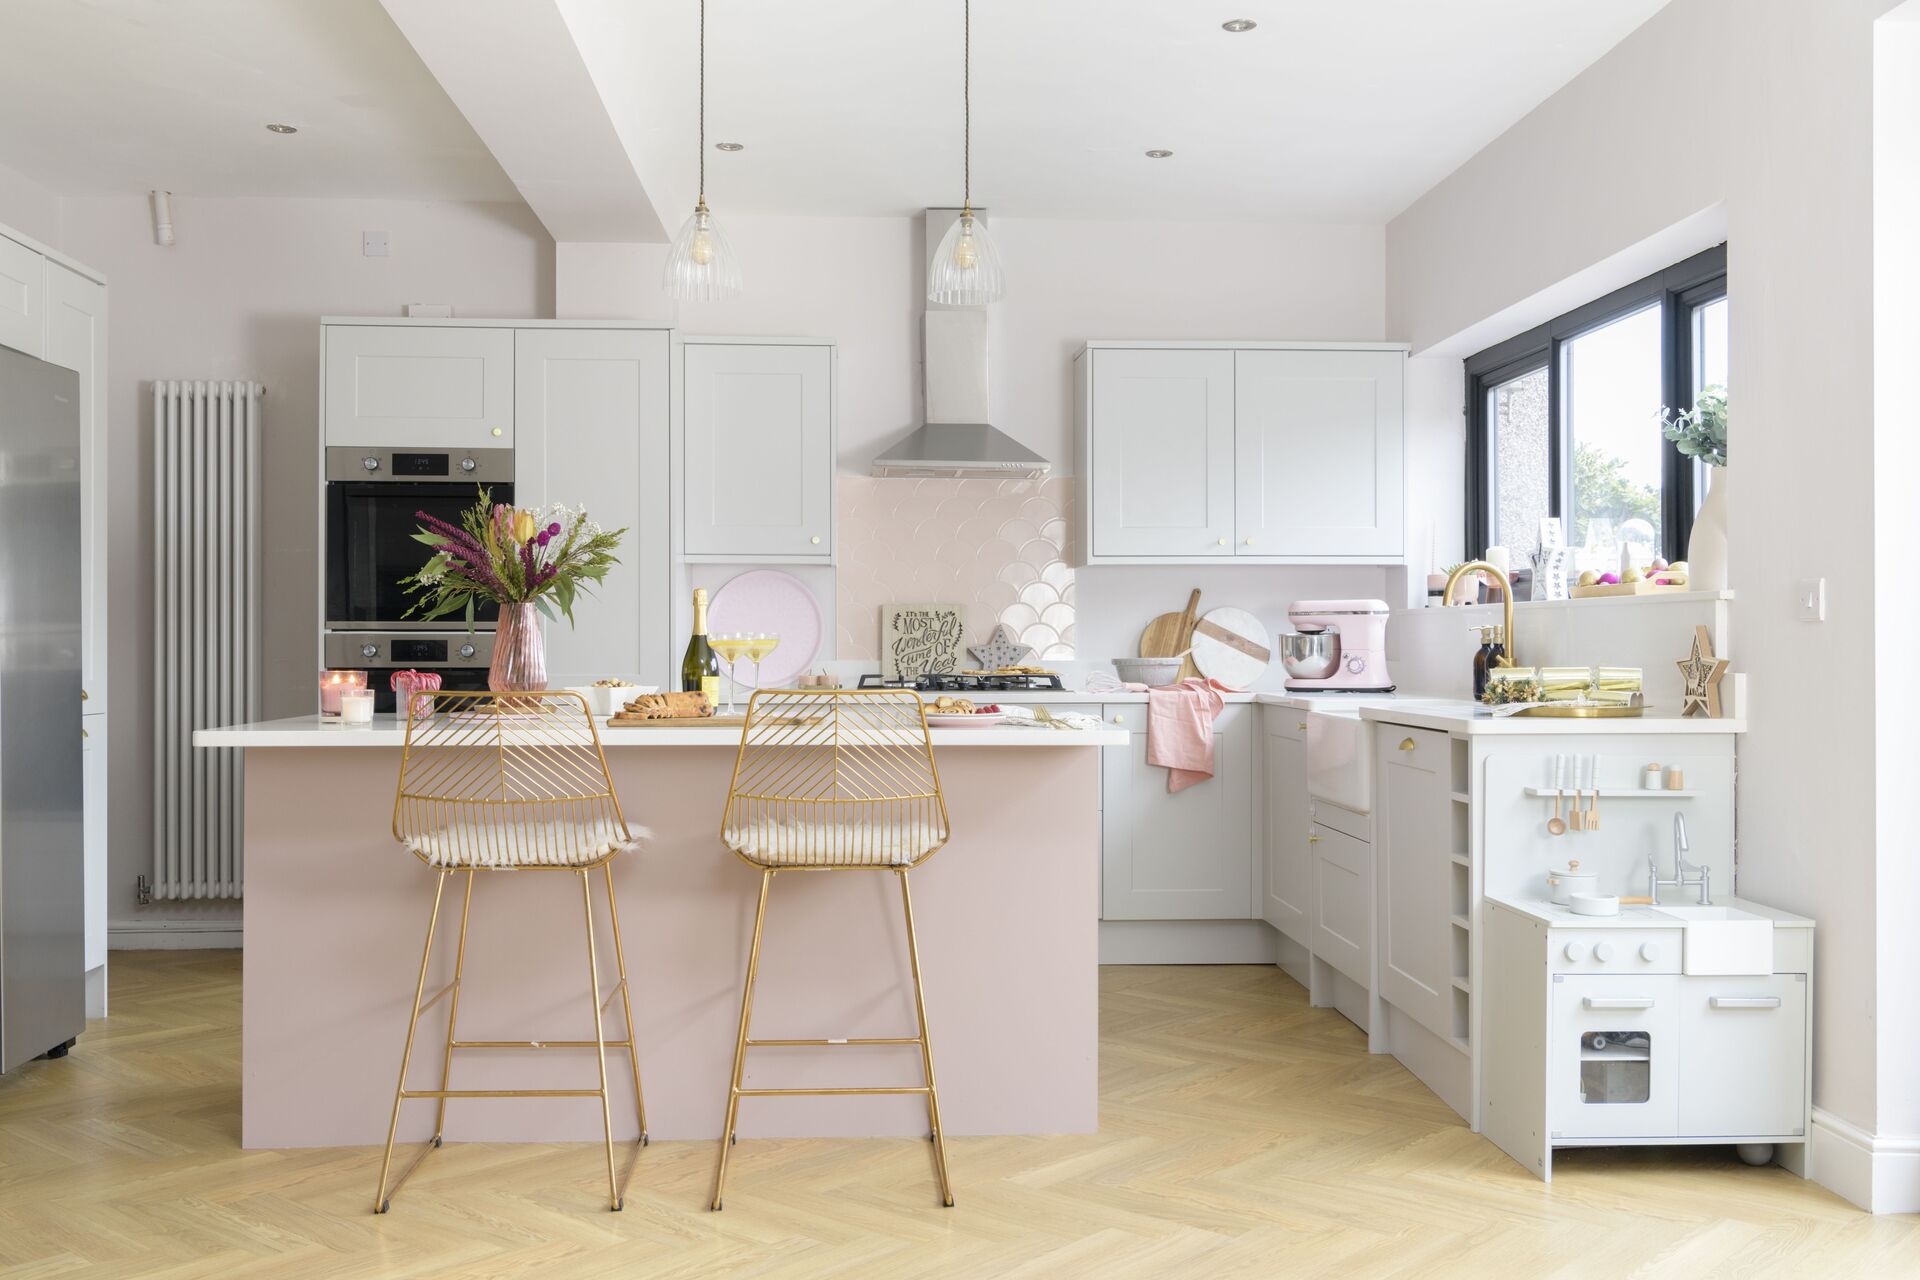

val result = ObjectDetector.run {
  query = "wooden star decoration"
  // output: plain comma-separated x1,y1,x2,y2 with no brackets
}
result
1676,624,1730,718
968,623,1035,671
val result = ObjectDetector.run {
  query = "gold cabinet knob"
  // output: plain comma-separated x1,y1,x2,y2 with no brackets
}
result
811,535,821,545
1244,537,1254,546
81,689,89,701
1111,714,1125,725
1296,721,1307,731
491,427,503,437
1399,737,1416,752
1216,536,1227,546
1308,833,1321,843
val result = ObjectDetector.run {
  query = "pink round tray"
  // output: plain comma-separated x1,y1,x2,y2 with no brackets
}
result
708,569,823,690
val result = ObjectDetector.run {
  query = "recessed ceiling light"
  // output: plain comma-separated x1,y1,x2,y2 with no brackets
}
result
1145,149,1174,159
1221,18,1256,32
265,123,298,134
714,141,744,151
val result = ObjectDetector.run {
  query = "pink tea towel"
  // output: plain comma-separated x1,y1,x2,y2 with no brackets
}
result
1146,677,1230,793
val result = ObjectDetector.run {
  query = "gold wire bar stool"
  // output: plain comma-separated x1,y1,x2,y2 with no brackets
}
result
710,688,955,1211
374,689,648,1214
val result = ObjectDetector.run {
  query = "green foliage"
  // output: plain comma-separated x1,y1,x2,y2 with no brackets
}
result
1572,443,1661,547
1657,384,1728,468
399,488,627,630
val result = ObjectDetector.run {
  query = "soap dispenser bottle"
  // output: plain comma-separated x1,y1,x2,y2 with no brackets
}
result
1472,626,1496,699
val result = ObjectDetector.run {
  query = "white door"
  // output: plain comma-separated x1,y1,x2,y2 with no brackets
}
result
1313,822,1372,989
515,329,671,684
1676,974,1807,1137
1550,975,1679,1139
1234,349,1403,557
0,234,42,357
1262,712,1311,945
324,325,515,449
1088,348,1235,558
682,343,834,559
1376,727,1453,1039
46,262,108,715
1102,704,1253,919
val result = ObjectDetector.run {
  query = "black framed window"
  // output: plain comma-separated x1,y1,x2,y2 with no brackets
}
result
1465,243,1726,569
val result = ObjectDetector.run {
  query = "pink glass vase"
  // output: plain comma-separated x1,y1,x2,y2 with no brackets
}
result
489,603,547,692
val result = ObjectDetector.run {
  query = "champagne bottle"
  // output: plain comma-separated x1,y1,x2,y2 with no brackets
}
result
681,587,720,700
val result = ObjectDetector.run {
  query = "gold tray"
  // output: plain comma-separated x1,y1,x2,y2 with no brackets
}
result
1513,703,1643,718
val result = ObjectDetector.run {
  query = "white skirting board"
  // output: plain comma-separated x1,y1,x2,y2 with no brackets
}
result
1099,919,1280,965
1808,1107,1920,1213
1381,1001,1473,1125
109,923,243,950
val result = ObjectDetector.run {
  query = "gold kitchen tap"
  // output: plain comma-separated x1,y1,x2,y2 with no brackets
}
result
1443,561,1516,669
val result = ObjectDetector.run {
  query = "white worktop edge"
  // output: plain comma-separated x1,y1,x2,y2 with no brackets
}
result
194,715,1128,748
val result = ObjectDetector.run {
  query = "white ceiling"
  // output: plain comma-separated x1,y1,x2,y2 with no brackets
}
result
0,0,517,200
566,0,1673,225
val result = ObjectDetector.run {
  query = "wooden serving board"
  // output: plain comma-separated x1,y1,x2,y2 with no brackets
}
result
1569,580,1691,599
1190,606,1271,690
1139,589,1202,681
609,714,743,727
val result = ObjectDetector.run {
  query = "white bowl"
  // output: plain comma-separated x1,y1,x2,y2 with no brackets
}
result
1112,657,1184,688
1569,892,1621,917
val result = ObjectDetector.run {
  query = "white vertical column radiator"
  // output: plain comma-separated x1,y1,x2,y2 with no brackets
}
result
150,381,263,901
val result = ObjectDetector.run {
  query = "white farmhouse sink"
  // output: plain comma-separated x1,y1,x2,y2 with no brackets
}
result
1654,904,1775,975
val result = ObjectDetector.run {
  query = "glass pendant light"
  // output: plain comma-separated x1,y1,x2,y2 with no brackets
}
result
927,0,1004,304
663,0,742,301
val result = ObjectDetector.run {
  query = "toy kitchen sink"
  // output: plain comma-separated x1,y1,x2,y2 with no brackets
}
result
1480,893,1813,1181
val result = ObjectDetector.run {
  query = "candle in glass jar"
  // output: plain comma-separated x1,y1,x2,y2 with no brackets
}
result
320,669,367,716
340,688,375,726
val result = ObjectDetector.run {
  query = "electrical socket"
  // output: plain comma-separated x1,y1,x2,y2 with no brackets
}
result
1796,578,1826,622
362,230,390,258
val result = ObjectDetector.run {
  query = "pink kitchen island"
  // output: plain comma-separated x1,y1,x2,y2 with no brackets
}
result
192,716,1117,1148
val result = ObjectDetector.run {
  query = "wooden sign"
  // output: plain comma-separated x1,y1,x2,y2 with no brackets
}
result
882,603,965,681
1676,624,1730,717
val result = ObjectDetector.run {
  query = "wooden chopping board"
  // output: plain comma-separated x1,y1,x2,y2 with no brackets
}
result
1138,589,1202,681
1190,606,1271,690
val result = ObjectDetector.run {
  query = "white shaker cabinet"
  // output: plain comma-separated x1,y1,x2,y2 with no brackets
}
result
514,329,671,682
1262,711,1312,945
323,325,515,449
1676,974,1808,1138
1311,820,1373,991
1375,726,1456,1044
681,341,834,560
1083,348,1235,559
0,233,43,358
45,262,109,716
1234,348,1403,558
1102,703,1253,920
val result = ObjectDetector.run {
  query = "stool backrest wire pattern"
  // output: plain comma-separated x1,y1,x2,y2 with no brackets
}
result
393,690,632,869
722,689,950,870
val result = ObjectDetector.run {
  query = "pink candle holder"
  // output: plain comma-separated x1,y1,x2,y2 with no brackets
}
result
390,669,443,722
319,669,367,718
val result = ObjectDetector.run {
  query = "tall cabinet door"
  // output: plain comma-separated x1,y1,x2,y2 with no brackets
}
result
323,325,515,449
1102,704,1253,920
515,329,671,683
45,263,107,715
1088,348,1235,558
682,343,834,559
1234,349,1403,557
1262,712,1312,945
1376,727,1453,1040
0,233,42,357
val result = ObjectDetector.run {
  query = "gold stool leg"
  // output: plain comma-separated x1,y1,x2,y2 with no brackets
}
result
898,868,955,1207
433,868,477,1142
580,869,622,1211
604,863,649,1147
711,867,774,1212
375,869,450,1214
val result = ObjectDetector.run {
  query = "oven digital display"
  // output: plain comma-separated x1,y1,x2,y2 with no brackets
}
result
391,452,449,477
391,638,449,663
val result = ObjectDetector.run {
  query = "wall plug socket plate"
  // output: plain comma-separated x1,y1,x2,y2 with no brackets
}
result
362,230,389,257
1796,578,1826,622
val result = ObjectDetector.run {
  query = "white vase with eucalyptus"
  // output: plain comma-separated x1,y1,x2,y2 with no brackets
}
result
1659,386,1728,591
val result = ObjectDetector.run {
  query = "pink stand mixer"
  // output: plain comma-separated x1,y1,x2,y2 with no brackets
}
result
1280,599,1394,692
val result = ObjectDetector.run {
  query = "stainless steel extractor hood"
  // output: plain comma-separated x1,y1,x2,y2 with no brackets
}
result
870,211,1050,479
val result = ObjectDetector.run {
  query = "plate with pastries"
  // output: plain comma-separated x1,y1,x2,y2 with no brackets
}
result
924,695,1007,727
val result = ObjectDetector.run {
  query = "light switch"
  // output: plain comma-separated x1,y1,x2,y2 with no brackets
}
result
362,231,390,257
1796,577,1826,622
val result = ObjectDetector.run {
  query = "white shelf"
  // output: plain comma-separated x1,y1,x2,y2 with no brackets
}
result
1450,913,1470,931
1451,976,1471,993
1523,787,1700,799
1450,854,1470,868
1450,790,1471,804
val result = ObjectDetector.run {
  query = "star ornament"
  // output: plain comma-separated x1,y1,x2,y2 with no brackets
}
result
1676,625,1730,718
968,623,1035,671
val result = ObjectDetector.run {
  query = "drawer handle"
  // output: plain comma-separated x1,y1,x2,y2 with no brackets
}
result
1398,738,1416,752
1307,833,1321,844
1709,996,1782,1010
1296,721,1307,731
1216,536,1228,547
1582,996,1655,1010
811,535,822,545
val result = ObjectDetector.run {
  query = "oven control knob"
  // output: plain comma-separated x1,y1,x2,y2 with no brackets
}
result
1640,942,1662,963
360,643,379,660
1563,942,1587,963
457,643,477,660
1593,942,1616,964
459,456,477,473
1346,655,1366,674
361,455,380,472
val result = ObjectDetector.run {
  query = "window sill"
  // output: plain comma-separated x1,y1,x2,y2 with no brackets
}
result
1399,588,1732,619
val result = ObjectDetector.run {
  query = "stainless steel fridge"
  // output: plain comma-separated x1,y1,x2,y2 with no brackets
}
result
0,343,83,1073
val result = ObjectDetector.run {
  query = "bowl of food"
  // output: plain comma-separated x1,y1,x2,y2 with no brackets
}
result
1112,657,1184,688
569,679,657,717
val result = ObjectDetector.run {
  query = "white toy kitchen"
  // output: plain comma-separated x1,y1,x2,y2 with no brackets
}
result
1471,744,1814,1181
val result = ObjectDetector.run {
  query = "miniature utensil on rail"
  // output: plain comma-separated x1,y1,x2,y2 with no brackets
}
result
1586,754,1601,830
1569,755,1587,832
1547,754,1567,836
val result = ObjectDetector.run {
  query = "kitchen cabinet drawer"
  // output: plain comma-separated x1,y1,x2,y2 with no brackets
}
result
324,325,514,449
682,342,834,560
1551,975,1679,1139
1311,799,1368,843
0,233,43,358
1677,974,1807,1137
1312,822,1370,989
1381,725,1449,776
1102,704,1252,920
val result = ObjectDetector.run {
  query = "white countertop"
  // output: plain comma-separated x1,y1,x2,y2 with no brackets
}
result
194,714,1128,749
1488,895,1813,929
1357,699,1745,735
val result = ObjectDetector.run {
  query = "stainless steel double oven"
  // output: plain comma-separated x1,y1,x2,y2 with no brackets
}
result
323,445,512,712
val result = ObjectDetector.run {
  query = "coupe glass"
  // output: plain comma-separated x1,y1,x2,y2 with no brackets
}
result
712,632,749,715
747,632,780,690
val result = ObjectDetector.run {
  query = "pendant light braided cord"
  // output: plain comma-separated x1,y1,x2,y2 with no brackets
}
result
963,0,971,212
698,0,707,203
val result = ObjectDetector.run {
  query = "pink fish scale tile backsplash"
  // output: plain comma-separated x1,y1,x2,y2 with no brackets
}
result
838,476,1076,662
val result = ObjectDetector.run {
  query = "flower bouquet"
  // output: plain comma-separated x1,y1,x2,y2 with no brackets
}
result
401,490,626,692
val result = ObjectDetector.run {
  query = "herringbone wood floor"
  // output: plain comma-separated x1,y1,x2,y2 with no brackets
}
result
1,951,1912,1279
